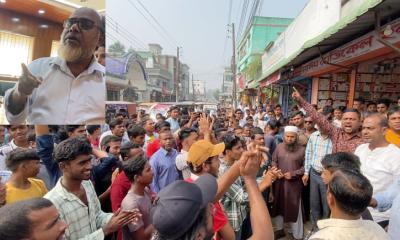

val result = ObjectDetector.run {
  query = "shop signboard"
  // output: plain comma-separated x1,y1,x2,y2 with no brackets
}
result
260,71,281,87
297,18,400,76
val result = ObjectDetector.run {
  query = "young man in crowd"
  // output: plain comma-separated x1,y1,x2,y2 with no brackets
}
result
86,125,101,149
273,104,285,125
121,155,154,240
353,97,366,119
176,128,199,180
304,116,316,138
333,107,344,128
141,117,157,152
303,126,333,232
386,106,400,147
219,134,276,239
367,101,377,115
0,125,30,171
291,111,308,146
234,109,247,127
166,106,180,133
146,121,170,159
127,125,146,147
44,137,139,239
292,88,363,153
0,198,68,240
111,142,144,240
149,130,179,193
377,98,391,116
271,126,305,240
100,118,129,145
310,169,389,240
151,149,274,240
5,148,47,204
355,113,400,226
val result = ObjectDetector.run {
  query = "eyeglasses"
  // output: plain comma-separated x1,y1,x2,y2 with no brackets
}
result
63,18,101,31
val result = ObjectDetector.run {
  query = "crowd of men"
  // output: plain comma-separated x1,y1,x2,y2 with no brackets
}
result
0,92,399,240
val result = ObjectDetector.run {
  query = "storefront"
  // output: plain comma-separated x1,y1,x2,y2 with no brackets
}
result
294,17,400,107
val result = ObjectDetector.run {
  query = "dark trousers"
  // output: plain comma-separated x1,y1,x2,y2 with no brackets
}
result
310,168,329,227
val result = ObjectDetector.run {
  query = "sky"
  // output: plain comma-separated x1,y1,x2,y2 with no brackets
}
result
106,0,308,90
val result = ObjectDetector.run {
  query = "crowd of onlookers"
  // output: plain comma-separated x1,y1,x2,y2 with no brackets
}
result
0,93,399,240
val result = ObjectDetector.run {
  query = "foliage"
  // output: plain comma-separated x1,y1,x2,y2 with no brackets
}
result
108,41,126,56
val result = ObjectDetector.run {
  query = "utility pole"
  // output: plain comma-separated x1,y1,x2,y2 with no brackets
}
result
192,74,195,101
231,23,237,109
175,47,180,103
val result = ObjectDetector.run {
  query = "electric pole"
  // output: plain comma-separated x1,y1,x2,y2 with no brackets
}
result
175,47,180,103
231,23,237,109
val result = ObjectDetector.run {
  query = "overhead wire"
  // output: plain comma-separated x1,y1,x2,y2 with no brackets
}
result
106,16,147,49
135,0,179,46
126,0,177,49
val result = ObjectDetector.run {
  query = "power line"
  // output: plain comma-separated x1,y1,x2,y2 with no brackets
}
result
126,0,176,49
106,17,147,49
107,15,147,48
237,0,249,44
106,20,146,50
136,0,179,46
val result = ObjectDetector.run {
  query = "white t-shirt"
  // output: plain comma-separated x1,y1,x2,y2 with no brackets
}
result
355,143,400,222
175,150,190,179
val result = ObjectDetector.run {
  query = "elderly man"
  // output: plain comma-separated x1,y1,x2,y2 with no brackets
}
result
271,126,305,240
5,7,105,124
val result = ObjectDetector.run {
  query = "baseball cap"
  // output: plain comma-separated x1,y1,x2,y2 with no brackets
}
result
187,140,225,168
151,173,217,239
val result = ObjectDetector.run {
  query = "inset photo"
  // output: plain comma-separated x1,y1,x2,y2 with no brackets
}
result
0,0,105,124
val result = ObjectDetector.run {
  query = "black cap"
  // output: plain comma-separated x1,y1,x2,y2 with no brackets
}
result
151,173,217,239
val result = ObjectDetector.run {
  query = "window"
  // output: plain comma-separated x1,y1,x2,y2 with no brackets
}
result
0,31,34,77
50,40,60,57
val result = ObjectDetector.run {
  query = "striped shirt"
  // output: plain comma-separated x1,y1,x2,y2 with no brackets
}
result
45,178,112,240
305,131,333,174
219,161,248,232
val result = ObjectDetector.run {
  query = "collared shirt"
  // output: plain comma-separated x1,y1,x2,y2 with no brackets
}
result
166,117,180,133
0,139,18,171
149,147,179,193
300,99,364,153
44,178,112,240
386,129,400,148
219,161,248,232
374,177,400,240
304,131,333,174
5,57,105,124
355,143,400,222
175,150,191,180
310,218,389,240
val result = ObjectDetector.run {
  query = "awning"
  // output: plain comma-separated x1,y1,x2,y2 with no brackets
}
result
256,0,390,83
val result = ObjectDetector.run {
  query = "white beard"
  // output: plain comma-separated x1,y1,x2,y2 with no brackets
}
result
58,43,84,63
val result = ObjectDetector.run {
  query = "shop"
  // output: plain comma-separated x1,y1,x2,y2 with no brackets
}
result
294,17,400,108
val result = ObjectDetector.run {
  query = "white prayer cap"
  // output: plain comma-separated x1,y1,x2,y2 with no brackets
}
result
284,126,299,134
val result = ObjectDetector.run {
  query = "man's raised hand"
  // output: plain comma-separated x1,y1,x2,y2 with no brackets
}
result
18,63,42,96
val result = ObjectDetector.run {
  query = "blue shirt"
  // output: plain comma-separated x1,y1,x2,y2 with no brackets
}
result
166,117,180,133
374,178,400,239
304,131,333,174
150,147,179,193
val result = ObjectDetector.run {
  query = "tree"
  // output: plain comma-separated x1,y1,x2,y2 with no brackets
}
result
108,41,126,56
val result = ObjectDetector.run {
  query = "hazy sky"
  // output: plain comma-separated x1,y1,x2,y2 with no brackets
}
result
107,0,308,90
